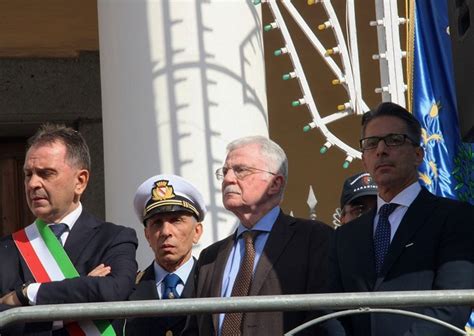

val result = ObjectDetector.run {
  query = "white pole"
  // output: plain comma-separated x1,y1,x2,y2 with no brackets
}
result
97,0,268,268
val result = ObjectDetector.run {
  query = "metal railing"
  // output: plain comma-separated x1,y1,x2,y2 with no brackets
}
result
1,290,473,335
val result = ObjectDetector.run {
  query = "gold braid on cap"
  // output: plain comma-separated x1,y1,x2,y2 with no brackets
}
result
144,200,199,219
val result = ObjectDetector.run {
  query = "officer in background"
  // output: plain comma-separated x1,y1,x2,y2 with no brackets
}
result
123,174,206,336
339,172,378,225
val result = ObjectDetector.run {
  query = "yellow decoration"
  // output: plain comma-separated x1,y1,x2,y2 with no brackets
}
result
421,128,443,145
428,161,438,178
429,101,441,118
418,172,432,185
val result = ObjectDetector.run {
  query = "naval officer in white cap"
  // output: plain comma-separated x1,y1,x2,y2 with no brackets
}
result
123,174,206,336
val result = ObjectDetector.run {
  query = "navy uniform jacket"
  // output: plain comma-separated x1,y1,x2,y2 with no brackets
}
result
0,210,138,336
122,261,196,336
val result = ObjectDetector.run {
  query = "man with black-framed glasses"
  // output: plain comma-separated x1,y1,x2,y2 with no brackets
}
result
183,135,333,336
325,102,474,336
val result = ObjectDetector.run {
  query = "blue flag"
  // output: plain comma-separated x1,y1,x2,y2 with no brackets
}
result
409,0,474,331
409,0,461,199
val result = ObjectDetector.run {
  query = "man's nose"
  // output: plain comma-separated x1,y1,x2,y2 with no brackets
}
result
26,174,41,189
223,167,237,183
160,221,173,236
375,138,389,155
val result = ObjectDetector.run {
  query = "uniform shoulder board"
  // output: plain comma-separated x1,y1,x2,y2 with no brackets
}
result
135,270,145,284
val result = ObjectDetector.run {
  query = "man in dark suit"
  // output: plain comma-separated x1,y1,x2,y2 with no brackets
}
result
121,174,206,336
0,124,138,335
183,135,333,335
327,102,474,335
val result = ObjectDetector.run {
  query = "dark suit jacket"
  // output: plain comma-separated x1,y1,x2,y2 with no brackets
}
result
183,211,333,335
327,188,474,336
0,210,138,336
121,261,196,336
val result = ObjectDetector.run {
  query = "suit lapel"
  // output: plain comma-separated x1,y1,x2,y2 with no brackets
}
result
181,260,196,299
210,235,234,331
356,209,378,289
130,265,159,300
250,212,296,295
209,236,234,297
375,189,436,289
63,211,101,265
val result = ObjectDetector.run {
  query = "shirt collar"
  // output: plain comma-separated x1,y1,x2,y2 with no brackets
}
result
236,206,280,237
153,256,195,285
377,182,421,212
49,202,82,231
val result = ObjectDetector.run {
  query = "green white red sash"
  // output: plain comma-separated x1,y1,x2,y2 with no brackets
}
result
13,219,116,336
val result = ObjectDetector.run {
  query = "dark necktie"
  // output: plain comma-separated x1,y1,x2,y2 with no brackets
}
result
374,203,399,275
163,273,180,299
221,230,259,336
49,223,68,246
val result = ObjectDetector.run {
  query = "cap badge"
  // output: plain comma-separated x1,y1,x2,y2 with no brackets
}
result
151,180,175,201
362,175,372,185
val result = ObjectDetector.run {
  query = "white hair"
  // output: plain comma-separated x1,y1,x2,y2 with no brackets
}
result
227,136,288,196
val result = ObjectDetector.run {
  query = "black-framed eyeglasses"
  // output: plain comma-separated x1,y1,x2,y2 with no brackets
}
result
359,133,417,151
215,165,277,181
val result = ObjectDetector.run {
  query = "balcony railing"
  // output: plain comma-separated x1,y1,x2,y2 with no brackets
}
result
1,290,472,335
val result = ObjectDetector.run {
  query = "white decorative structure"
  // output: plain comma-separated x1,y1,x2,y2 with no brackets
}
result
255,0,406,167
306,185,318,220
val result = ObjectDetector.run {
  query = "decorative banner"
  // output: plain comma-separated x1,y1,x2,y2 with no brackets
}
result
408,0,474,331
408,0,461,199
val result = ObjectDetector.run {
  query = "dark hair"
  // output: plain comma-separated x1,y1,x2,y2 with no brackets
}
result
27,123,91,170
361,102,422,144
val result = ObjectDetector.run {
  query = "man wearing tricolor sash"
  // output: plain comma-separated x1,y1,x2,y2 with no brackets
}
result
0,124,138,335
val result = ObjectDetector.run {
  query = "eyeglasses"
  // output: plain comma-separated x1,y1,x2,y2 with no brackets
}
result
215,165,277,181
359,133,417,151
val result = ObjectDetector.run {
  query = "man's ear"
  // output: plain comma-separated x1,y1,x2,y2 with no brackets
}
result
268,175,284,196
193,222,203,244
144,226,152,246
414,146,424,167
75,169,89,196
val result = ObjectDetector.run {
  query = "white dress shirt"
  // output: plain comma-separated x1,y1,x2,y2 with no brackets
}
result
373,182,421,241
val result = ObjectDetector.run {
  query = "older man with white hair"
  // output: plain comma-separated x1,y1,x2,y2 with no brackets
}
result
183,135,333,336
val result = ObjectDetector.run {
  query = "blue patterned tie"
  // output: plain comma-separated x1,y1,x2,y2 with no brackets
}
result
163,273,180,299
374,203,399,275
49,223,68,246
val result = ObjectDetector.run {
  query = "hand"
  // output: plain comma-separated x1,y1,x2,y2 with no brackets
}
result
0,291,21,306
88,263,111,277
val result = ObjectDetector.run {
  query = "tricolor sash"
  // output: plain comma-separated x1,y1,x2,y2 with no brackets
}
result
13,219,116,336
